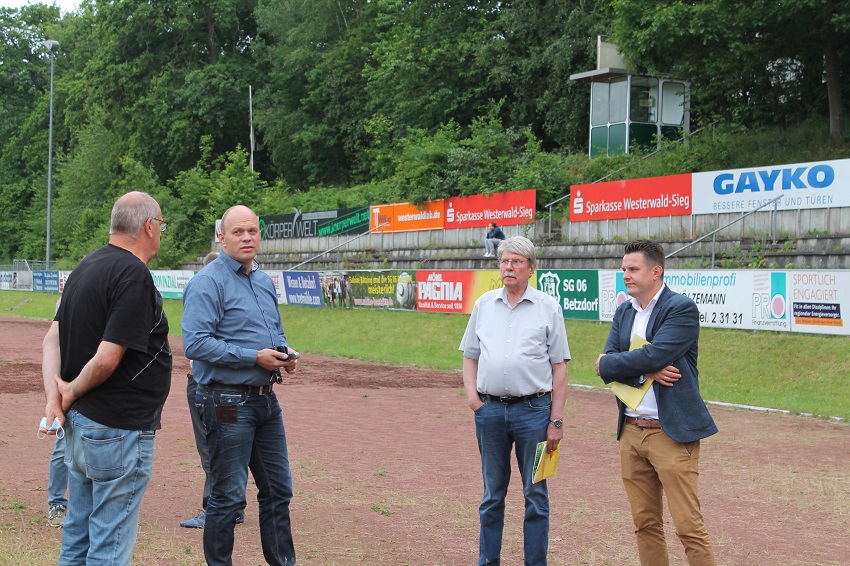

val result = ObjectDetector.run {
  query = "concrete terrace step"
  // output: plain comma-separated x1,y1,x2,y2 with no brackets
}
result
184,235,850,272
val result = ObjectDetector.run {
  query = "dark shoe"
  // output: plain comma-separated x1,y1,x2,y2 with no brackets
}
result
235,511,245,525
180,514,205,528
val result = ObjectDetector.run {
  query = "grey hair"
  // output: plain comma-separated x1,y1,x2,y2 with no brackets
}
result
110,192,160,236
497,236,537,269
202,251,219,266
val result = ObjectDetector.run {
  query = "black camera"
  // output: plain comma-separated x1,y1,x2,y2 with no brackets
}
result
271,346,299,384
275,345,299,361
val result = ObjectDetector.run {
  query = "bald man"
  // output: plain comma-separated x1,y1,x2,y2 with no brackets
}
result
182,205,299,566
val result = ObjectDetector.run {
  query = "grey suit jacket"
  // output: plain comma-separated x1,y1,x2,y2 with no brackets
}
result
598,286,718,444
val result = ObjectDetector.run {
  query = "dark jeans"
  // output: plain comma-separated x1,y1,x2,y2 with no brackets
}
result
198,384,296,566
187,377,211,510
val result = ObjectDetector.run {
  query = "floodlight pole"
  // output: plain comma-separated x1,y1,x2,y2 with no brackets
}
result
44,39,60,271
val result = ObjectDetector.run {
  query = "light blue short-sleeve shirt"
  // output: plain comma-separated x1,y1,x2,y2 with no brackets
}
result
459,284,570,396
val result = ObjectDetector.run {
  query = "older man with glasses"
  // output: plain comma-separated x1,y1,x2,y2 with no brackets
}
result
459,236,571,566
41,191,172,564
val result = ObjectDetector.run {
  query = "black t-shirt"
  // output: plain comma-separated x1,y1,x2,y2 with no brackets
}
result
56,244,172,430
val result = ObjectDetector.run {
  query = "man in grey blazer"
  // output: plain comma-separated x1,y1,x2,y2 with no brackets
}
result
595,240,718,566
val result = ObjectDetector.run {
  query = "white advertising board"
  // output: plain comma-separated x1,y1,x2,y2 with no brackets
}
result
788,271,850,335
600,269,793,332
665,270,790,331
691,158,850,215
150,270,195,299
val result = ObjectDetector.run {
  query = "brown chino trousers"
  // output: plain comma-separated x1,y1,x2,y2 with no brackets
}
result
620,423,718,566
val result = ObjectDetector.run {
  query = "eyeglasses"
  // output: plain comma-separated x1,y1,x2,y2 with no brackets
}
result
499,259,527,268
150,217,168,233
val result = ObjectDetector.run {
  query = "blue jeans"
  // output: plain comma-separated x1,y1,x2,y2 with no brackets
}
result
199,385,296,566
187,376,212,509
60,408,155,566
48,435,68,507
474,393,552,566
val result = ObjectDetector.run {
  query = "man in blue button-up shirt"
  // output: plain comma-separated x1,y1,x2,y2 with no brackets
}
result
183,205,298,566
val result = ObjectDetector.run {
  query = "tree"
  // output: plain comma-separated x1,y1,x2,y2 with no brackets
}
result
77,0,263,181
483,0,611,151
255,0,376,188
610,0,850,138
0,4,65,262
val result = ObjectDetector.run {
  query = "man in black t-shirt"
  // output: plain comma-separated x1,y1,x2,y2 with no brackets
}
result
40,191,172,565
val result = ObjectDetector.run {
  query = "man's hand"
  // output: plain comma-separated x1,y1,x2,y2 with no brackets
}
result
546,424,563,453
40,394,65,434
595,353,605,376
647,365,680,387
257,348,298,374
54,374,76,413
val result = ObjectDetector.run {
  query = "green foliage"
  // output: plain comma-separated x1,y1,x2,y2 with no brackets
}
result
610,0,850,134
159,142,287,268
4,1,850,269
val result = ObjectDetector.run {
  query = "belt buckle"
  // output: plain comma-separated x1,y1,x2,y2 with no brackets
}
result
499,395,514,403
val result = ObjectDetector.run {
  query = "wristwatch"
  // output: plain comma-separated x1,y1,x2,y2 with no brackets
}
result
549,419,563,428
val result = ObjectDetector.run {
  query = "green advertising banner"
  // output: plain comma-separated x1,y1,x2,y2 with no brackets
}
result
536,269,600,320
347,270,417,310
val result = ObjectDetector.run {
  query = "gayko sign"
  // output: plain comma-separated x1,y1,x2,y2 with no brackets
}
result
691,159,850,214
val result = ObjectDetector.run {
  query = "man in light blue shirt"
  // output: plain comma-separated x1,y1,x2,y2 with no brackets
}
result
182,205,298,566
459,236,571,566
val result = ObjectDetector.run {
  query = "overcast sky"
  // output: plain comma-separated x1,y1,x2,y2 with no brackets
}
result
0,0,79,14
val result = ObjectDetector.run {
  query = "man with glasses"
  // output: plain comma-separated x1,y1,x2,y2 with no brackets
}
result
182,205,298,566
41,191,172,564
459,236,570,566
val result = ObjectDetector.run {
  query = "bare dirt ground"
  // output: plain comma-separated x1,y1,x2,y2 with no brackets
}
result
1,315,848,565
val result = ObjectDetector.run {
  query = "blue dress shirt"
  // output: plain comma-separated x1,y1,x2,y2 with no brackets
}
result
182,253,288,386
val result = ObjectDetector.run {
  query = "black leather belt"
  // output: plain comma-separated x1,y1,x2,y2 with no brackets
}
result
480,391,550,404
200,382,274,396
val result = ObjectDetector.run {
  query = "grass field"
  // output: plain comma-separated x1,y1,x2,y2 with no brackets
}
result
2,289,848,420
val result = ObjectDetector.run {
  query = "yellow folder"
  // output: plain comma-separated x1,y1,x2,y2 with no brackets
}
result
532,440,561,484
609,335,652,411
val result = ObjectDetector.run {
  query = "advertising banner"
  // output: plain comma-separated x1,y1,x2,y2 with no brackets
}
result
318,271,352,308
347,270,417,310
150,270,194,299
281,271,324,307
415,270,477,313
570,174,692,222
59,271,72,292
316,207,371,237
789,271,850,335
692,158,850,215
260,207,370,240
537,269,600,320
598,269,791,331
0,271,16,290
415,270,536,313
665,270,790,331
370,200,445,233
444,189,536,229
33,271,60,293
266,270,286,305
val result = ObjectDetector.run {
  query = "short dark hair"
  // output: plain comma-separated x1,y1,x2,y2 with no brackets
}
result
624,240,665,270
